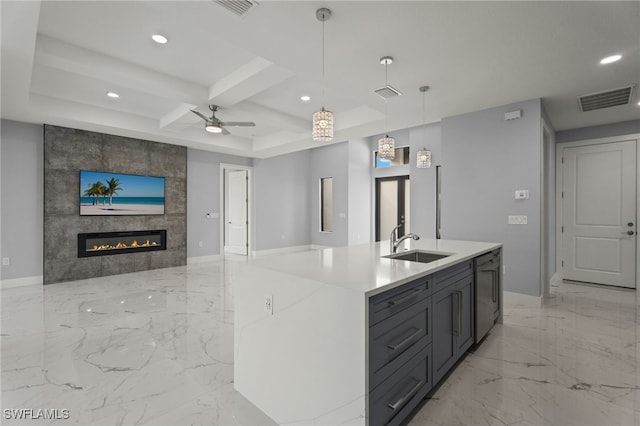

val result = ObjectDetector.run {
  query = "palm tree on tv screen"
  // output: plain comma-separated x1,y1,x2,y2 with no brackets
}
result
105,177,123,206
93,181,107,205
84,181,106,206
83,184,96,205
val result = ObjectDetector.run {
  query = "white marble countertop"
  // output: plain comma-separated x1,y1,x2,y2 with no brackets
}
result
248,239,501,296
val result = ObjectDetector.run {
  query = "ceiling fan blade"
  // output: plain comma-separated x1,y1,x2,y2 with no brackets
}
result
190,110,210,121
220,127,231,135
219,121,256,127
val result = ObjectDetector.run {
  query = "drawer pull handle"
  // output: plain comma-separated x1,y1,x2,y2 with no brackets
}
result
457,291,463,337
387,328,423,351
388,289,422,307
387,379,423,411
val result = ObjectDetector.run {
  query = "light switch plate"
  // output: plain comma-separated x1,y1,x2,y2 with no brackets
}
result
508,215,528,225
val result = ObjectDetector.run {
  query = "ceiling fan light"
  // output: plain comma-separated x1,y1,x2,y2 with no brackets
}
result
312,107,334,141
205,123,222,133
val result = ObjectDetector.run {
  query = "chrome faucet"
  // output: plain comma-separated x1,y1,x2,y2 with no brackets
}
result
390,223,420,253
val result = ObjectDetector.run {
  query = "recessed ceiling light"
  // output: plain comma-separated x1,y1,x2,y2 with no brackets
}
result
600,54,622,65
637,101,640,106
106,91,119,98
152,34,168,44
300,95,311,102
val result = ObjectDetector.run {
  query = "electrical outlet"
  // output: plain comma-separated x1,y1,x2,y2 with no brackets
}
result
2,258,9,266
198,241,203,247
264,295,273,315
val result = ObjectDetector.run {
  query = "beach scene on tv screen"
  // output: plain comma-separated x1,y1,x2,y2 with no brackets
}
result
80,171,165,215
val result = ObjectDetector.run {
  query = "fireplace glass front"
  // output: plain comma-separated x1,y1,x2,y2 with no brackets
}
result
78,230,166,258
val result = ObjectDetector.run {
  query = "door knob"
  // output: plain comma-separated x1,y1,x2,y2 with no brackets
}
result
625,230,635,235
628,222,634,227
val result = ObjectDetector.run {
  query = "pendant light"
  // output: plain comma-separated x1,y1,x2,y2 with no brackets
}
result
416,85,432,168
378,56,395,160
312,8,334,142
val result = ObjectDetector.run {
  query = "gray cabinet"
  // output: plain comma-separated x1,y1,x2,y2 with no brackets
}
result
432,261,474,384
368,259,479,426
368,276,432,426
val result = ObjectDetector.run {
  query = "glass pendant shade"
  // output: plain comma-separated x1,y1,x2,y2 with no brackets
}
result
378,136,395,159
312,107,334,141
417,149,432,168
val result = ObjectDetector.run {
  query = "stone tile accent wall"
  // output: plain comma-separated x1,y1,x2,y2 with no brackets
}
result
44,125,187,284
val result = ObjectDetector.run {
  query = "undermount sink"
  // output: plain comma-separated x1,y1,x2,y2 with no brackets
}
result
384,250,452,264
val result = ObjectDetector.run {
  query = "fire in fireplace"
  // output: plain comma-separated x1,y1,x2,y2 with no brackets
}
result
78,230,166,257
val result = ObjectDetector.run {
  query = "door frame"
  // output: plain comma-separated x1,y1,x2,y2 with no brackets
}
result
540,121,554,298
220,163,253,257
555,133,639,289
375,175,410,241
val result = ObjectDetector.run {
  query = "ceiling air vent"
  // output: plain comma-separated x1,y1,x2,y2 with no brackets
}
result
374,85,402,99
214,0,258,17
578,85,635,112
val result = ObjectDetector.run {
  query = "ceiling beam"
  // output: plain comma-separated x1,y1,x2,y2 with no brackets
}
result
208,57,294,106
34,35,207,103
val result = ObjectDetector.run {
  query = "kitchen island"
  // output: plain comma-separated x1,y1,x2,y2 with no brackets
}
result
234,239,502,426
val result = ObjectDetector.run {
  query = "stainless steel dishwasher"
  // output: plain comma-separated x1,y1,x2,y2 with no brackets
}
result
474,249,501,343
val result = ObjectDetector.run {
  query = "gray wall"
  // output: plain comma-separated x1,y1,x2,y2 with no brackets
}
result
441,99,543,296
347,138,372,245
44,125,187,284
310,142,349,247
0,120,43,282
253,150,311,251
187,149,252,258
556,119,640,143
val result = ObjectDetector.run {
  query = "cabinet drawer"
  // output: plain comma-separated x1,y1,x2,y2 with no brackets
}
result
370,297,431,387
370,343,431,426
433,260,472,291
369,276,431,326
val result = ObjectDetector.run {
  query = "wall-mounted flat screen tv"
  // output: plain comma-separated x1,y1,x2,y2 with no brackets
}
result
80,170,165,216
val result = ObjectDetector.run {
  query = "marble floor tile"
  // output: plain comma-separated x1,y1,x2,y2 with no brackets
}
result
2,261,639,425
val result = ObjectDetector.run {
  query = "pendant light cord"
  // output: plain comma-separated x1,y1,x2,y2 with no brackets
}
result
321,15,325,102
422,89,426,125
384,62,389,136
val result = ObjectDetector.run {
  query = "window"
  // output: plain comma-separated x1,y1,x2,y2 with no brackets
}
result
375,146,410,168
320,177,333,232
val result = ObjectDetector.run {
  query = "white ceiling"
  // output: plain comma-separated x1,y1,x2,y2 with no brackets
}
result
2,1,639,158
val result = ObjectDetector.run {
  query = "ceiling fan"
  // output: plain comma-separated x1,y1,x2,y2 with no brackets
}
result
190,105,255,135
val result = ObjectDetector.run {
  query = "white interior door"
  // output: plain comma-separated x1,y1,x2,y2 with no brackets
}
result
225,170,248,255
562,140,637,288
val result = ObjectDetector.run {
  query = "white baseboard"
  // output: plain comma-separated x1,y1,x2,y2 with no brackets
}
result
310,244,331,250
503,291,543,307
187,255,222,264
252,245,314,257
0,275,43,289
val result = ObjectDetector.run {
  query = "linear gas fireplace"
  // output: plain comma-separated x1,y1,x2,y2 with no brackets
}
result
78,230,166,258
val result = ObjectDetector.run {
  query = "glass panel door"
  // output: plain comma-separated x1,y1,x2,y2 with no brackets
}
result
375,176,410,242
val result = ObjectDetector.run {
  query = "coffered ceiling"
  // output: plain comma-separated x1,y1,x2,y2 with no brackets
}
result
2,1,639,158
